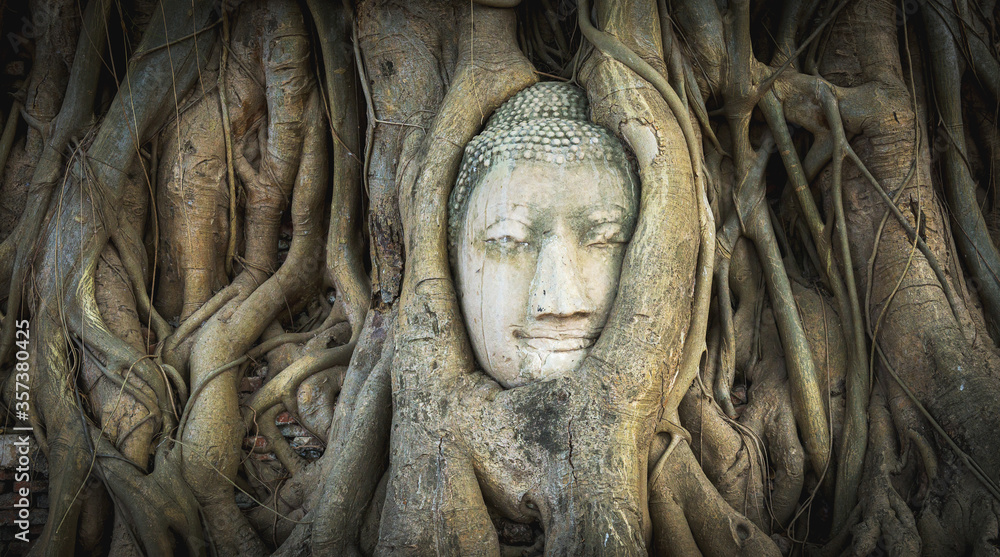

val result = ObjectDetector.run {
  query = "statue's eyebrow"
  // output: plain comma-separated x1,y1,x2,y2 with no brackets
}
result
485,204,533,227
586,205,629,223
484,216,533,231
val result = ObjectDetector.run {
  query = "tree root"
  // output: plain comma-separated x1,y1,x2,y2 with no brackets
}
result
840,388,919,556
244,341,356,427
280,333,393,555
649,441,781,557
11,0,1000,554
179,89,325,555
307,0,371,340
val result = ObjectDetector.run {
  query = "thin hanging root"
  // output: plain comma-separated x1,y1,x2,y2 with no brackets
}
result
657,0,724,156
814,85,959,324
843,142,960,321
219,12,238,276
923,9,1000,331
541,0,570,57
176,356,246,438
248,303,346,368
77,296,175,433
759,94,840,292
759,92,868,507
906,429,939,483
813,90,870,525
814,84,956,531
155,363,187,406
77,289,169,413
674,162,716,410
159,283,240,366
78,340,159,421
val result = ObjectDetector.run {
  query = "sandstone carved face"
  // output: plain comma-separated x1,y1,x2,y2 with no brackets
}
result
454,159,637,388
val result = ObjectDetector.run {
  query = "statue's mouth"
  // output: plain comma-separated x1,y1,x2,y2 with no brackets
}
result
514,328,600,352
522,337,595,352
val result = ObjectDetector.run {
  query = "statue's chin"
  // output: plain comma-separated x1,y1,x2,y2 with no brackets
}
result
501,348,589,388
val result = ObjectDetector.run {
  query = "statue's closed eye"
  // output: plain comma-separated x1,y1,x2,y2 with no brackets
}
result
584,222,628,247
486,236,531,251
484,220,532,249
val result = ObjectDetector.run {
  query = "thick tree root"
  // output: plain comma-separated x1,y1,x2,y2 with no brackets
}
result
178,89,326,555
845,389,919,556
649,442,780,556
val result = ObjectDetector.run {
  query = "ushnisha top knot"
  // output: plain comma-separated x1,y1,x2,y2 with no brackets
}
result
448,81,636,256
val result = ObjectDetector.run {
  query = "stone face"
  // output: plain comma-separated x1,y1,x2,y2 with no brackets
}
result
454,160,637,388
450,82,639,389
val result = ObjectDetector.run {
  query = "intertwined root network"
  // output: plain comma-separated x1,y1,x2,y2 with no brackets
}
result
1,0,999,555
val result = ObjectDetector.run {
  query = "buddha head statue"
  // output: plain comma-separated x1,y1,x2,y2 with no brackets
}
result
449,82,639,388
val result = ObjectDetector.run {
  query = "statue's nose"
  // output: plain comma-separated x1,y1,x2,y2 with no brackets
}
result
529,237,592,319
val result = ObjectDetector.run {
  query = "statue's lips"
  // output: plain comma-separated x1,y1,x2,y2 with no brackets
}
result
514,329,599,352
522,337,595,352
